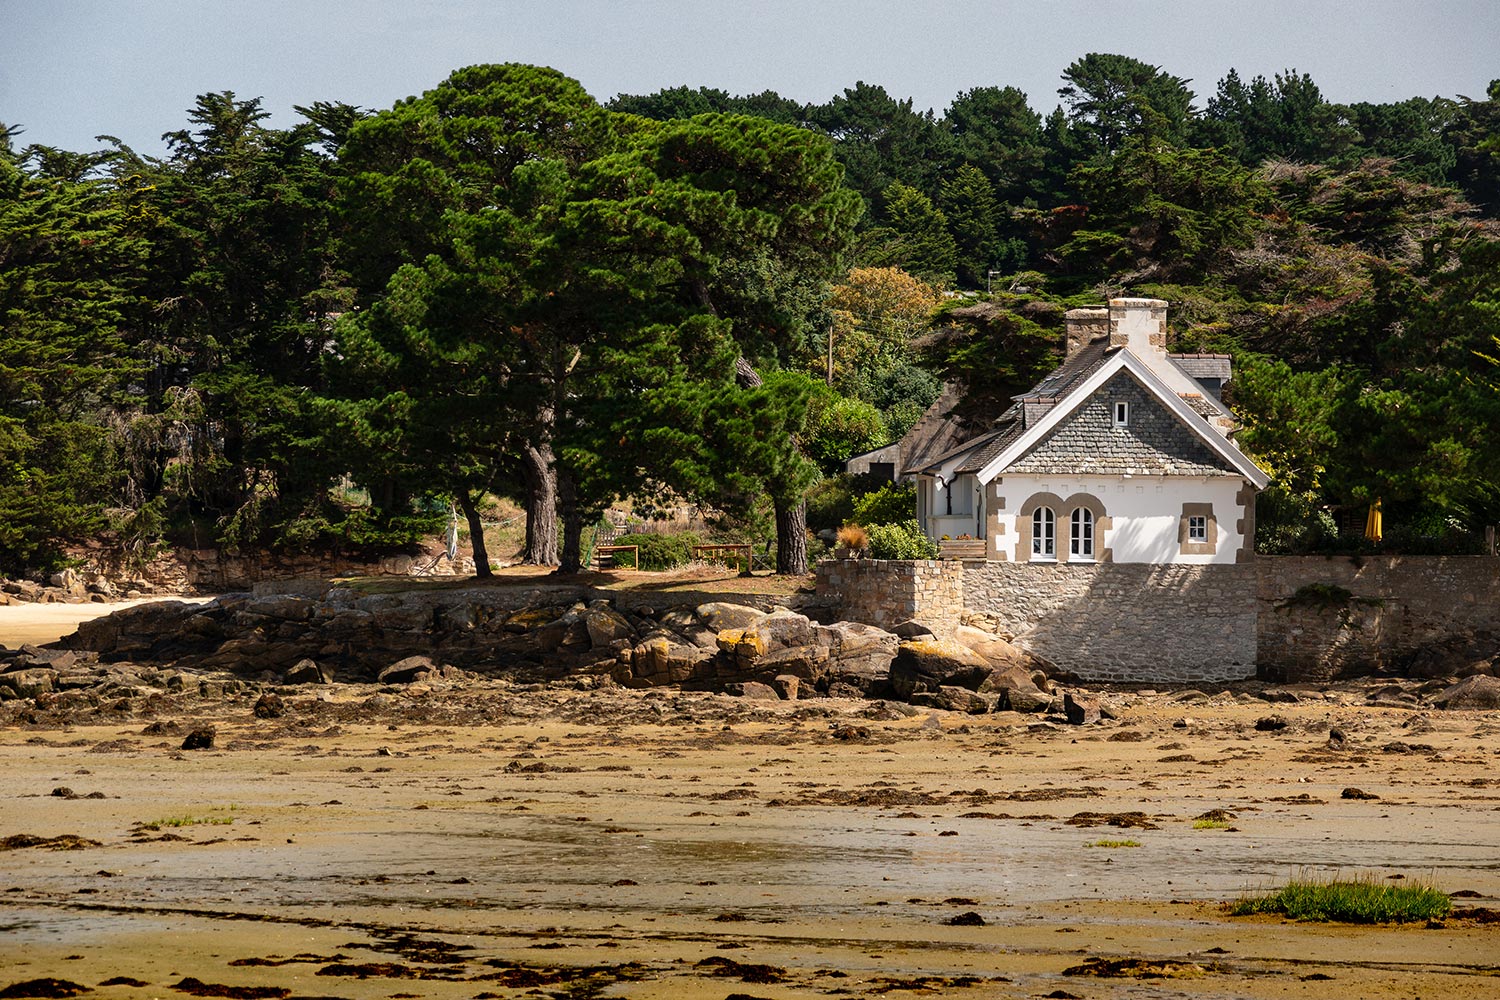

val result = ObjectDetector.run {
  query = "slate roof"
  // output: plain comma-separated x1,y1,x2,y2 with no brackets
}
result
939,339,1113,477
1004,370,1240,477
1169,353,1233,380
896,384,981,476
919,338,1258,481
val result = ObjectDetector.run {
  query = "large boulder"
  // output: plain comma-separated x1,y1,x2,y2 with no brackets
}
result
890,638,993,699
378,655,441,684
624,630,717,686
1063,691,1101,725
1405,632,1498,680
0,668,56,699
952,625,1032,670
284,658,334,684
820,621,898,696
716,610,818,672
978,665,1052,713
584,606,635,650
695,602,768,633
1432,674,1500,711
909,685,995,714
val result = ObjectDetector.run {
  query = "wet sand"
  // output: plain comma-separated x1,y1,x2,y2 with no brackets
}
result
1,681,1497,998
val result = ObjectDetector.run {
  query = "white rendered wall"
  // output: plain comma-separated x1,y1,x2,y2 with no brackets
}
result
991,474,1246,564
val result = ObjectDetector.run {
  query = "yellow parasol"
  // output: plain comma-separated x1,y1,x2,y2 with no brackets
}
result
1364,497,1383,542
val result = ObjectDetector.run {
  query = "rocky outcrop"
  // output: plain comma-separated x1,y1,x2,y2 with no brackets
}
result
39,588,890,701
15,584,1086,712
889,632,1052,712
1432,674,1500,710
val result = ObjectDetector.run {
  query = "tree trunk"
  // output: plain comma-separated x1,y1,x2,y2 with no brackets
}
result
774,497,809,575
519,443,559,566
455,489,492,578
556,468,583,575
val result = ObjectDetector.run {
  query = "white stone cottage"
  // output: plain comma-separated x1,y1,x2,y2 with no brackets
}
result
911,298,1269,564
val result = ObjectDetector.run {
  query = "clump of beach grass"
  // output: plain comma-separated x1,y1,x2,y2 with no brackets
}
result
1231,872,1450,923
1087,839,1141,848
138,805,238,831
1192,818,1231,830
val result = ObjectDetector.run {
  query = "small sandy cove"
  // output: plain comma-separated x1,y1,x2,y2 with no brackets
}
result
1,599,1497,999
0,599,213,649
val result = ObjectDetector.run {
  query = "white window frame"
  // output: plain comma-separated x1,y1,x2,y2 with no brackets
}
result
1032,506,1056,559
1070,507,1094,559
1113,401,1130,426
1188,514,1208,542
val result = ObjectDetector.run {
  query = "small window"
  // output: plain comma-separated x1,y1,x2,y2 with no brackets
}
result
1032,506,1055,558
1188,515,1207,542
1070,507,1094,558
1113,401,1130,426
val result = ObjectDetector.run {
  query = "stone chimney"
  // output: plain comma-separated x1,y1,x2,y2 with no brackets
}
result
1108,297,1169,356
1063,307,1109,360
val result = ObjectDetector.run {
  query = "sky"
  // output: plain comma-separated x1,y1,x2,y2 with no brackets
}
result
2,0,1497,155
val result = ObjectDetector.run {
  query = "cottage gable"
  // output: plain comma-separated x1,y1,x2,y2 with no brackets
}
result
905,297,1269,566
1006,370,1239,478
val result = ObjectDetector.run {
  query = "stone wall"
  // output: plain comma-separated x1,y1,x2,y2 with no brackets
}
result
815,558,963,632
817,553,1500,686
1257,555,1500,681
964,561,1258,684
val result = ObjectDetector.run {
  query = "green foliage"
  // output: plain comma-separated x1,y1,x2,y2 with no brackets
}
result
1231,874,1451,924
1059,140,1272,283
611,532,704,570
4,59,1499,576
864,519,937,560
852,482,917,526
1058,53,1194,156
804,472,888,533
920,297,1060,429
802,388,888,475
859,183,957,284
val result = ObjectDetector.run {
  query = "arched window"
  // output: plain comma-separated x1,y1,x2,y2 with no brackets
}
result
1071,507,1094,558
1032,506,1055,558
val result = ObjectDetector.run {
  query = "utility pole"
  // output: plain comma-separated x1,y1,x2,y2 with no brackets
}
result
826,321,834,385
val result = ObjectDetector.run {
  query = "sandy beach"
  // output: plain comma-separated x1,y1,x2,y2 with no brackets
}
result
0,599,214,649
1,664,1496,999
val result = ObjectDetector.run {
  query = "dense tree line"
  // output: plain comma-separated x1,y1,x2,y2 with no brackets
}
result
2,56,1497,576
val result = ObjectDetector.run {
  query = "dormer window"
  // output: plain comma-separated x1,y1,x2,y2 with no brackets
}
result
1113,401,1130,426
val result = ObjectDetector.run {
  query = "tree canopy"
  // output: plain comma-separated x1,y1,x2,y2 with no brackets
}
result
2,56,1497,575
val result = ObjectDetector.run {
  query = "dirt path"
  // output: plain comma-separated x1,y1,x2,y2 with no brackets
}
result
0,597,213,648
1,687,1496,997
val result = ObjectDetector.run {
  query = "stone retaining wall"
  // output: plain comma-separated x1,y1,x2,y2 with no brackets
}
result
964,562,1258,684
817,554,1500,684
1257,555,1500,680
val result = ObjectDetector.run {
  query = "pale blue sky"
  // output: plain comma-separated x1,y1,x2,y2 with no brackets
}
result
3,0,1496,155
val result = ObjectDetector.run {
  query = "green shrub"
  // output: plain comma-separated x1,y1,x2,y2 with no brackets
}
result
805,472,888,532
611,532,703,570
852,482,917,526
1231,873,1450,923
864,519,938,560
